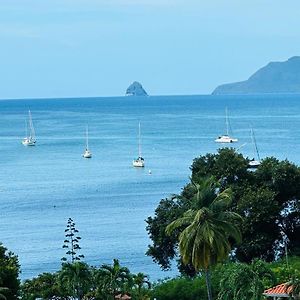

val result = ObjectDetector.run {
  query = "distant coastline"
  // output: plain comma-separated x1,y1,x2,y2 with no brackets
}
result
213,56,300,95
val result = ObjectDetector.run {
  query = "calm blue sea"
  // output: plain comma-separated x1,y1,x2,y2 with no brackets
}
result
0,94,300,281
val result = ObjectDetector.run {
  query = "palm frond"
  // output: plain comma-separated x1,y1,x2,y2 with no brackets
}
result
210,188,233,211
165,210,195,235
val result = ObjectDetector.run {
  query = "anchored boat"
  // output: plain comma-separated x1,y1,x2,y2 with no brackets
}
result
22,110,36,146
133,122,145,167
82,126,92,158
215,108,238,143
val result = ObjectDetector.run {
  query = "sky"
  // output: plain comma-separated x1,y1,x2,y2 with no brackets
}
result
1,0,300,99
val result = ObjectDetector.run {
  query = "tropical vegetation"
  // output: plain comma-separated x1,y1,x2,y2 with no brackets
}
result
0,244,20,300
1,149,300,300
146,148,300,271
21,259,152,300
165,177,242,299
151,257,300,300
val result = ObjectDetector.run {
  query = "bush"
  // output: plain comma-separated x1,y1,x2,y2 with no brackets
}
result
151,277,207,300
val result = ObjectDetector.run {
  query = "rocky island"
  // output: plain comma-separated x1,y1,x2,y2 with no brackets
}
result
126,81,148,96
213,56,300,94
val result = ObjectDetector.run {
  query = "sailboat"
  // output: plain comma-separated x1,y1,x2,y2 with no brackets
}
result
133,122,145,167
82,126,92,158
215,108,238,143
248,128,260,168
22,110,36,146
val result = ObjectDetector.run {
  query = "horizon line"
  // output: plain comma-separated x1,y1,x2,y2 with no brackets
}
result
1,92,300,102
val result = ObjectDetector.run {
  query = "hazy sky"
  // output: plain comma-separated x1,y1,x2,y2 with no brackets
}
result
1,0,300,99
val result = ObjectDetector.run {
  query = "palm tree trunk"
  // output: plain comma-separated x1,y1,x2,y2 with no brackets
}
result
204,269,213,300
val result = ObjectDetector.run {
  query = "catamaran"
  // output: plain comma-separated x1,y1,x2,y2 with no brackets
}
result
22,110,36,146
215,108,238,143
82,126,92,158
248,127,260,168
133,122,145,167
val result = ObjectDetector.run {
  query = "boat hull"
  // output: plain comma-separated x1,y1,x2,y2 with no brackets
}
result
83,150,92,158
133,158,145,167
215,135,238,143
22,138,36,146
248,160,260,168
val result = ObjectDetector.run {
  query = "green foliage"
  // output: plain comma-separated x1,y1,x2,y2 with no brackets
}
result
150,258,300,300
286,275,300,299
190,148,249,186
90,259,133,300
152,277,207,300
255,158,300,257
19,257,300,300
0,244,20,300
166,177,242,271
269,256,300,283
146,196,186,270
21,273,61,300
132,273,151,300
146,148,300,272
166,177,242,300
22,264,92,300
0,288,9,300
217,260,275,300
235,186,280,262
59,261,92,300
19,214,153,300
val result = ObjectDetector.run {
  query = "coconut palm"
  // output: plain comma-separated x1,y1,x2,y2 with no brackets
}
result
59,262,92,300
132,273,151,300
97,259,131,299
166,177,242,300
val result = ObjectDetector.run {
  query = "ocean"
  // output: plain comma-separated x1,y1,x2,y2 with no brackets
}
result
0,94,299,281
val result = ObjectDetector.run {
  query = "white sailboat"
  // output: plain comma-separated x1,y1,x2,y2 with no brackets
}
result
133,122,145,167
22,110,36,146
82,126,92,158
248,128,260,168
215,108,238,143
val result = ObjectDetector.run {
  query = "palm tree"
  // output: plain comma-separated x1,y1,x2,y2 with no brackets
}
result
166,177,242,300
59,262,92,300
132,273,151,300
97,259,131,299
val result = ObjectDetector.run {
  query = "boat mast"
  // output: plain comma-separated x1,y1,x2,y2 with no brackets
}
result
28,110,35,140
138,122,142,158
225,107,229,136
25,120,28,138
251,128,260,161
86,126,89,150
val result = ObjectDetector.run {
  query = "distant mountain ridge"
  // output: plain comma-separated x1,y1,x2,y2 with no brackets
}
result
213,56,300,95
126,81,148,96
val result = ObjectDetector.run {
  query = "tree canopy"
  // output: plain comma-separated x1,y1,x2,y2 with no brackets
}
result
0,244,20,300
146,148,300,272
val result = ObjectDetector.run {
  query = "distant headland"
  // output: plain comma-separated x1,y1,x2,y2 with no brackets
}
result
126,81,148,96
212,56,300,95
